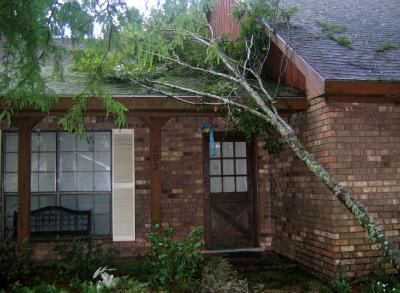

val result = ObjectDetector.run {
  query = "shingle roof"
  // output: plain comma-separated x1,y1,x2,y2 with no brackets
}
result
279,0,400,81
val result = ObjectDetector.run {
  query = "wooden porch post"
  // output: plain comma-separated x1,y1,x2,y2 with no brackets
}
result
16,116,41,244
141,116,169,227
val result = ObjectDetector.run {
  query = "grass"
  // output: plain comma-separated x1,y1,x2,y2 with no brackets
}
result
328,34,353,49
316,21,346,34
376,42,398,52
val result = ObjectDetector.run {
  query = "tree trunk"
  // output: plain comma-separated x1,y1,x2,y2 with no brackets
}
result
267,111,400,272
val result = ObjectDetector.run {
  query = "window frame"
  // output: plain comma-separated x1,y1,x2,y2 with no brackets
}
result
1,130,113,239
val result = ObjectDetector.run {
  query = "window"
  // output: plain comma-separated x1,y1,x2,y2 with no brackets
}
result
3,131,112,238
209,141,248,193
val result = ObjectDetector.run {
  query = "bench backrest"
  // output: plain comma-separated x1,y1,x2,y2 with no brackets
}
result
14,206,91,237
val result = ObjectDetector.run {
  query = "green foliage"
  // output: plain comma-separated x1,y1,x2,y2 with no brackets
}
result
331,36,353,49
376,43,398,52
201,257,248,292
330,271,351,293
317,21,346,34
0,240,34,286
231,107,283,153
52,239,118,281
146,227,204,292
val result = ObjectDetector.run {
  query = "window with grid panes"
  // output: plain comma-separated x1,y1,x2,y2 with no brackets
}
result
2,131,112,238
209,141,248,193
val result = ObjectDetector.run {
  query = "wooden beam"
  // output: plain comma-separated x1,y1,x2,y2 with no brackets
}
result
141,116,169,227
1,96,306,115
326,80,400,98
15,116,41,244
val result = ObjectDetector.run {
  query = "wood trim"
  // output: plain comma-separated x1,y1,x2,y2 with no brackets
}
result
15,116,42,244
325,81,400,99
1,96,306,115
252,137,259,247
264,27,326,98
203,134,211,249
141,116,169,227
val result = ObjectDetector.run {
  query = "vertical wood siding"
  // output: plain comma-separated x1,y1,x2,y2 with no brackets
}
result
208,0,239,40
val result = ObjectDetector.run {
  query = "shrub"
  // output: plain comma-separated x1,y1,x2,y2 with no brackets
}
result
201,257,248,293
0,240,34,286
52,239,118,281
147,226,204,292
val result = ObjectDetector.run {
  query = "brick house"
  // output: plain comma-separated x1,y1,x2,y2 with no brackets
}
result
1,0,399,278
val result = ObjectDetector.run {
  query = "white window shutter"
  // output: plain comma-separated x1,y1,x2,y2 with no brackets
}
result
112,129,135,241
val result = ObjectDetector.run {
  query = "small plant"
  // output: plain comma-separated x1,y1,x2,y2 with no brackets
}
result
93,267,120,291
376,43,398,53
331,271,351,293
52,239,118,281
202,257,248,293
0,240,34,286
328,35,353,49
317,21,346,34
147,226,204,292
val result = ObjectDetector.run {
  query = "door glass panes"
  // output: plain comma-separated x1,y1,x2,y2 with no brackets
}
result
235,142,246,157
222,142,234,157
209,140,248,193
236,159,247,175
210,177,222,193
223,176,235,192
210,160,221,175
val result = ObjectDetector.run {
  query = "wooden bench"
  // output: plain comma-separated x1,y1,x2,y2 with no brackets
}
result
14,206,92,237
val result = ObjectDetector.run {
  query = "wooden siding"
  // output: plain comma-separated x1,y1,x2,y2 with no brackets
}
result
263,42,307,93
208,0,239,40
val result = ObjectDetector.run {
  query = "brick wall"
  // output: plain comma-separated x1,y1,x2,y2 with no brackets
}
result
2,115,272,258
270,98,400,277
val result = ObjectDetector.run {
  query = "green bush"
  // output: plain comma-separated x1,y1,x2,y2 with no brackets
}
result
0,240,34,286
147,226,204,292
52,239,118,281
201,257,248,293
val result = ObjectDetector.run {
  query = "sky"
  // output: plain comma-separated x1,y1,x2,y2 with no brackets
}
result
126,0,160,15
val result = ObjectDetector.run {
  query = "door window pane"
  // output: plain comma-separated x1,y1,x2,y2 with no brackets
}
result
222,142,234,157
210,160,221,175
223,177,235,192
210,177,222,193
236,159,247,175
235,142,246,157
222,159,234,175
236,176,248,192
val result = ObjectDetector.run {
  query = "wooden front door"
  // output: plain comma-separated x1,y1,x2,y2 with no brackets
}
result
204,134,255,249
